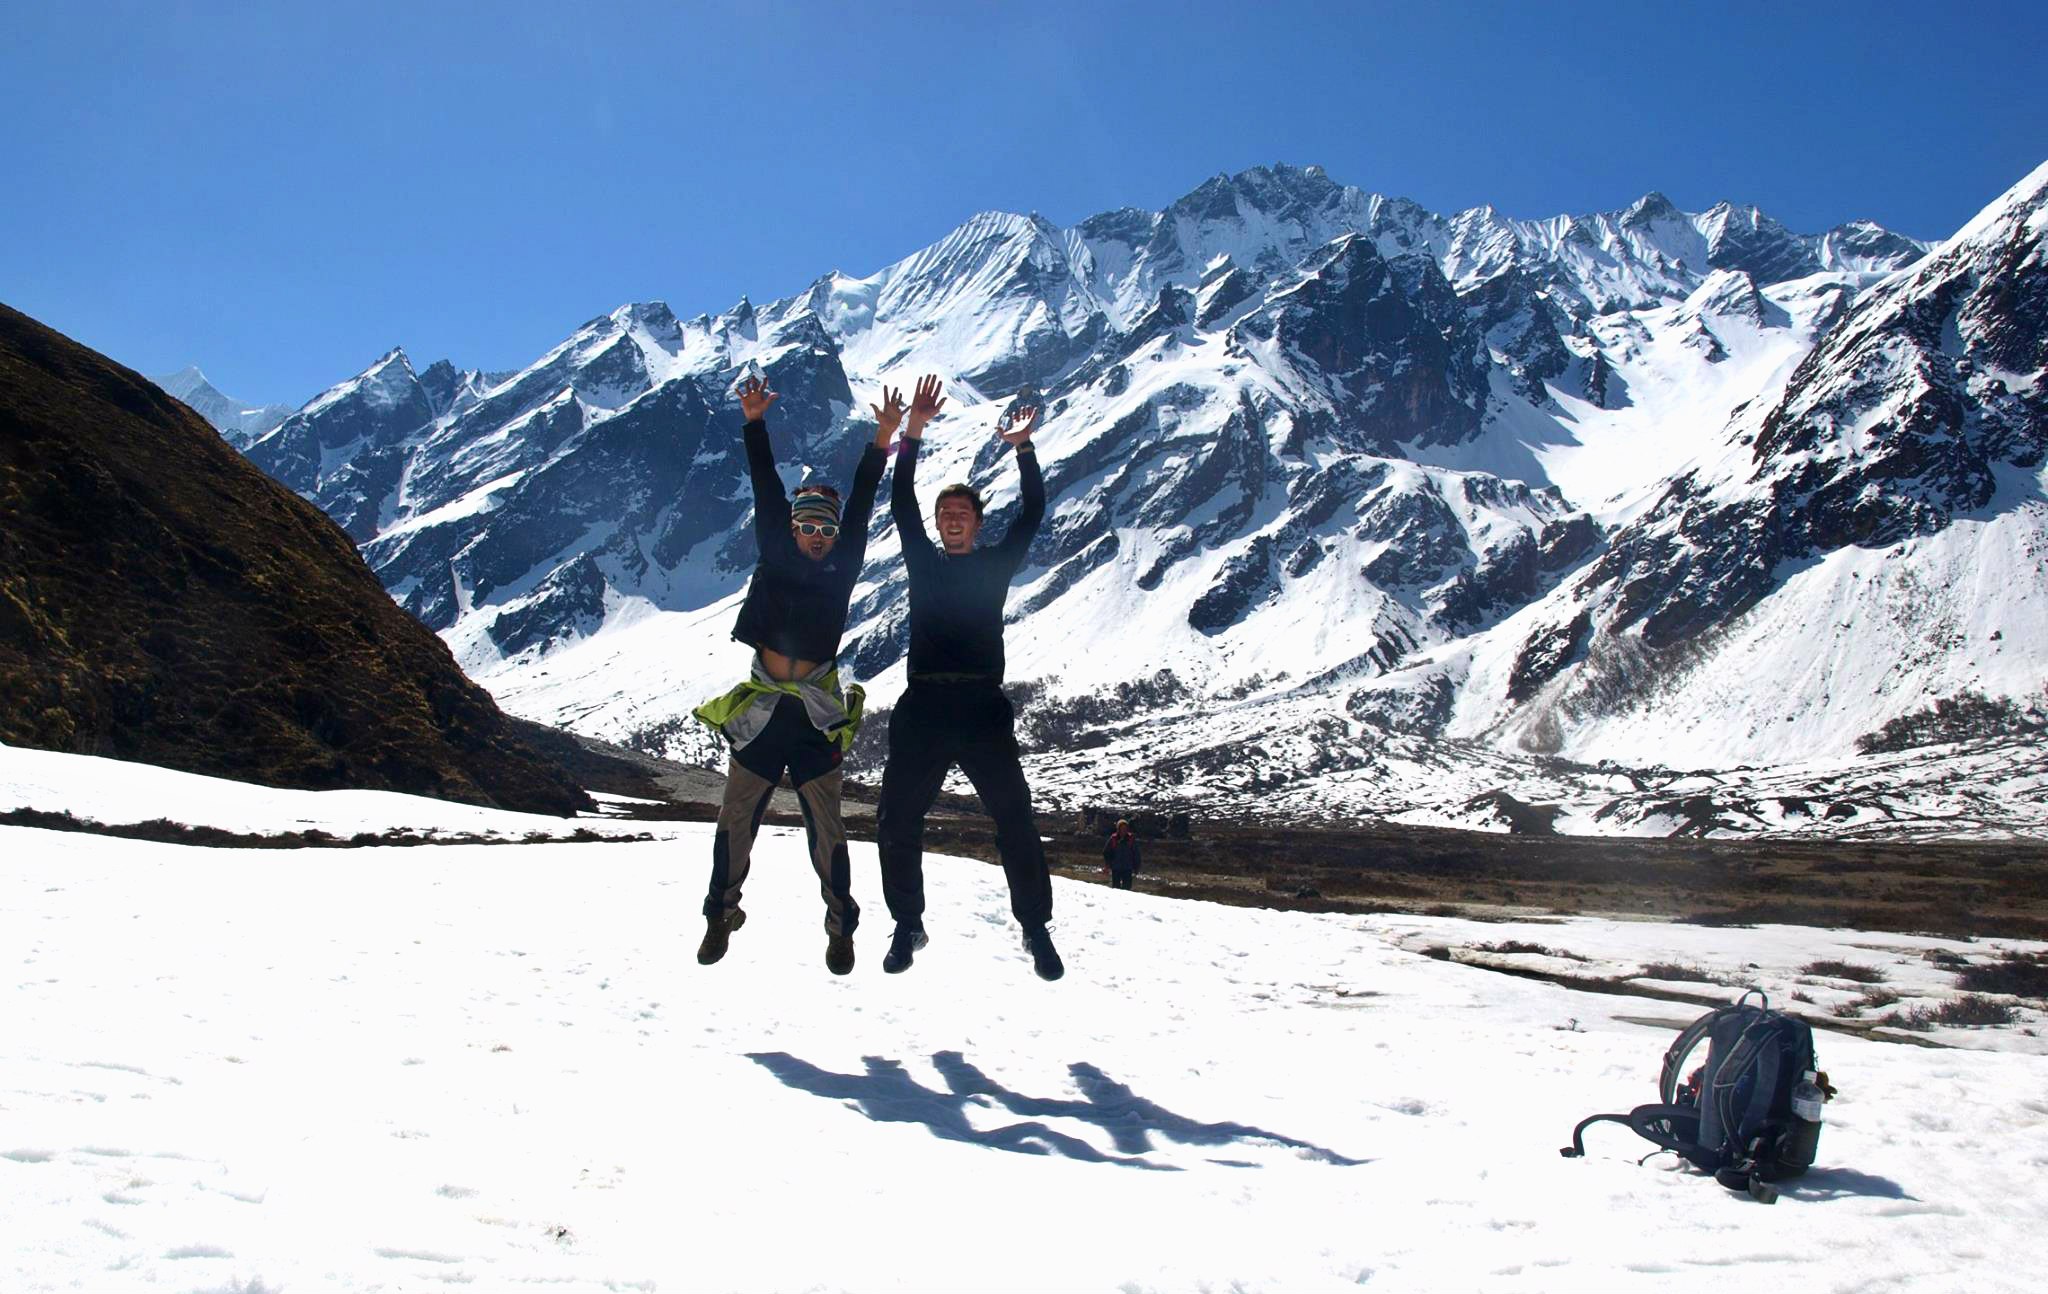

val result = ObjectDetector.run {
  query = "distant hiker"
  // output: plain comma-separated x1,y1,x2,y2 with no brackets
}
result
692,375,896,975
876,375,1063,980
1103,819,1140,890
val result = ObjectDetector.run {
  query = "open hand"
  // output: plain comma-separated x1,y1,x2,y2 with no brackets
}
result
905,374,946,440
996,403,1040,445
870,385,906,446
737,375,778,422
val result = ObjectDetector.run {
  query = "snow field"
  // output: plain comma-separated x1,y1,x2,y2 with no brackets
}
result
5,757,2047,1291
0,742,650,843
1363,913,2048,1055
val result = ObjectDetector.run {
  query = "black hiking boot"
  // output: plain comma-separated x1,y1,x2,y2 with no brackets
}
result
696,908,746,965
882,925,928,974
1022,924,1064,981
826,931,855,976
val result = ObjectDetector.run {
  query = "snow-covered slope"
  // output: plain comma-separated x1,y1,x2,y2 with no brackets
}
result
149,365,296,447
230,161,2048,837
5,749,2046,1291
1464,160,2048,769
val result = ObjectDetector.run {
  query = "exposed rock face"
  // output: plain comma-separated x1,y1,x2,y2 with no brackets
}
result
1458,267,1574,403
1239,238,1490,452
1699,202,1822,285
1508,607,1595,703
0,303,589,815
1195,258,1257,327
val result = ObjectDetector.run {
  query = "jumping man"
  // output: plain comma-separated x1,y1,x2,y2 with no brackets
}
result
876,374,1064,980
694,375,899,974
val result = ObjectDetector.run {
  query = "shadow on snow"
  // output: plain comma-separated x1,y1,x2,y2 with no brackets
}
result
1786,1166,1915,1202
748,1049,1367,1170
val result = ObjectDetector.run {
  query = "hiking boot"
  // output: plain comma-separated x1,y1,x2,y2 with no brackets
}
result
882,925,928,974
696,908,746,965
826,931,855,976
1022,924,1064,981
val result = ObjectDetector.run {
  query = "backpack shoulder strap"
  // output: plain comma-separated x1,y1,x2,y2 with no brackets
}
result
1560,1103,1707,1162
1660,1007,1737,1104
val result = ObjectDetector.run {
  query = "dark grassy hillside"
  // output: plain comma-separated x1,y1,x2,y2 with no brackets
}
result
0,303,588,815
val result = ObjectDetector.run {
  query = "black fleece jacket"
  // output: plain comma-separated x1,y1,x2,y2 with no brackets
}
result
892,438,1045,680
728,419,885,663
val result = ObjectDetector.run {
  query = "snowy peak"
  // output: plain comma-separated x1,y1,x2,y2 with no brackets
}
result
152,363,215,399
148,365,297,448
298,346,421,419
243,347,438,537
1433,191,1925,319
831,208,1106,394
617,298,682,333
1818,219,1935,272
1125,164,1376,297
1170,162,1345,226
1697,202,1819,284
1620,190,1685,229
1680,269,1772,328
415,358,492,419
1943,157,2048,248
888,210,1071,294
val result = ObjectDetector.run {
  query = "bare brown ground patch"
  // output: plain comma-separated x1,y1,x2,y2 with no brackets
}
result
588,740,2048,943
888,806,2048,942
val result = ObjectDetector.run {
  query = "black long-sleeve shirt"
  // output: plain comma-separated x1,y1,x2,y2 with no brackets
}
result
728,419,885,663
891,438,1045,680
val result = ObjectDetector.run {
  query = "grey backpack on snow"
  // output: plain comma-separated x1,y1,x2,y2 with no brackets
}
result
1560,989,1834,1203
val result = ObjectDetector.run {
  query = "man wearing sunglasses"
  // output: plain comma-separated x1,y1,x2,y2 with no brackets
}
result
875,375,1064,981
694,374,901,975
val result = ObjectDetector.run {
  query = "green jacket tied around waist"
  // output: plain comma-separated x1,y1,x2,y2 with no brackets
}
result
693,656,865,754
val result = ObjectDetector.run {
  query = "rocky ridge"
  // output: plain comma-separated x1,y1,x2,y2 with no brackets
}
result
0,304,590,815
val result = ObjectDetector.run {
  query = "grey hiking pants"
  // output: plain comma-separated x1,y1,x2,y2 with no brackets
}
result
704,696,859,936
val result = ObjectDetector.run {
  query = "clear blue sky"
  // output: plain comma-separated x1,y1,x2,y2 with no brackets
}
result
4,0,2043,406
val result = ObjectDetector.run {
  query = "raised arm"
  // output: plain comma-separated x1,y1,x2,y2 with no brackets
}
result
891,375,946,564
841,445,886,548
992,404,1046,566
738,376,788,545
840,385,902,551
831,389,897,569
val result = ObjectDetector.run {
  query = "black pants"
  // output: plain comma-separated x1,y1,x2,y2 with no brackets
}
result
704,695,858,935
877,681,1051,930
1110,869,1134,890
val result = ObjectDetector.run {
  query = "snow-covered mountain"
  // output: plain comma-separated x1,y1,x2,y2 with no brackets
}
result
236,161,2048,836
1451,160,2048,767
149,365,296,447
